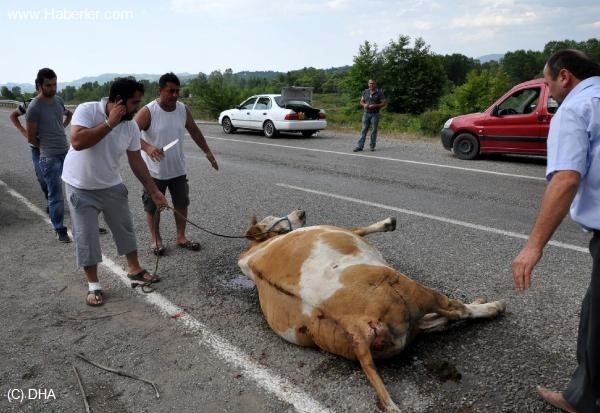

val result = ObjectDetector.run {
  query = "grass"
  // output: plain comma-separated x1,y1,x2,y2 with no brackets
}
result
185,93,445,140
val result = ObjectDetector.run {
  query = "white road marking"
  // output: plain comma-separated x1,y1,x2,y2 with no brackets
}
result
277,183,588,254
206,136,546,181
0,178,332,413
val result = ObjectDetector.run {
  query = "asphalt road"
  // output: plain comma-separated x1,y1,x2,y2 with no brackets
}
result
0,109,591,412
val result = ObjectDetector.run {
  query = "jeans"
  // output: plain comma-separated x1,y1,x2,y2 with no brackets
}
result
30,146,48,200
357,112,380,149
39,153,66,232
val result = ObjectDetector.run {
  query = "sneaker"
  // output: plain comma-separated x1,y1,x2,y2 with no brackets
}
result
57,231,72,243
353,147,363,152
98,227,108,234
370,147,376,151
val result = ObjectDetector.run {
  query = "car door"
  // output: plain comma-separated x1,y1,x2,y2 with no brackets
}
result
231,97,257,128
248,96,271,130
479,86,545,154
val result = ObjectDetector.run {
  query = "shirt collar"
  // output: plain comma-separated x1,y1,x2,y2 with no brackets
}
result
562,76,600,105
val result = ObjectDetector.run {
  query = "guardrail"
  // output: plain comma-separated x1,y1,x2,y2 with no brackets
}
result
0,100,21,108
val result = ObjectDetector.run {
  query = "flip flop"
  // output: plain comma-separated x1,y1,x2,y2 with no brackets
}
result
177,240,201,251
151,245,166,256
127,269,161,283
86,290,104,306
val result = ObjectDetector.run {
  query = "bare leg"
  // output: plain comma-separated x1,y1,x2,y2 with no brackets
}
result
146,211,162,248
174,206,189,245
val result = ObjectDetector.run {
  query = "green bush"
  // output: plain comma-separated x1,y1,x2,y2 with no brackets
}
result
419,109,453,136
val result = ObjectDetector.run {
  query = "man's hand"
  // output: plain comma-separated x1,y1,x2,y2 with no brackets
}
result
512,244,543,292
144,143,165,162
150,190,169,210
206,151,219,170
107,99,126,128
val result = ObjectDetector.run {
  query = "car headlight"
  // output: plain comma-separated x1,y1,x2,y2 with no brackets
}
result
443,118,453,129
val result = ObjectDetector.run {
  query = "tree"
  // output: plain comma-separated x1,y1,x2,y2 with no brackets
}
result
449,67,510,114
1,86,15,99
440,53,479,86
344,41,383,96
502,50,545,84
379,36,447,114
192,70,240,118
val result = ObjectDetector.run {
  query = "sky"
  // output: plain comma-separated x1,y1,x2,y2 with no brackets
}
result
1,0,599,84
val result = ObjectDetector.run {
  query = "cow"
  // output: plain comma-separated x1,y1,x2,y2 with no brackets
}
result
238,210,506,412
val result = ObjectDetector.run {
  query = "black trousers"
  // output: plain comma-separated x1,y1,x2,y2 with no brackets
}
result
564,231,600,412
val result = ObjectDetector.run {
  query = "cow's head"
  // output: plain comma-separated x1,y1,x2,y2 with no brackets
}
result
245,210,306,242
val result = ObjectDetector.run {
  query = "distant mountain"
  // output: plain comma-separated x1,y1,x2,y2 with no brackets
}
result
477,53,504,63
1,72,197,94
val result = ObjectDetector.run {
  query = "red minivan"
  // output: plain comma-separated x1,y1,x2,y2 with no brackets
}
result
441,79,558,160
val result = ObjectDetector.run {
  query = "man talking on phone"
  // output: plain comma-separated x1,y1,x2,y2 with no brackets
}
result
61,77,168,306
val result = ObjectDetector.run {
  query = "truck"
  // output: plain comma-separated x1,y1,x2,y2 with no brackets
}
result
440,78,558,160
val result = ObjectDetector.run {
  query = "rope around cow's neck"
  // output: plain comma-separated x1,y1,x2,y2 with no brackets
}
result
131,205,293,293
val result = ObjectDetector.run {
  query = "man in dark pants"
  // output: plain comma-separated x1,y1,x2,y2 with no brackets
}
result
512,49,600,412
353,79,385,152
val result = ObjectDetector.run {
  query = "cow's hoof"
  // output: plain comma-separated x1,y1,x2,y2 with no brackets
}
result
385,217,397,232
471,297,487,305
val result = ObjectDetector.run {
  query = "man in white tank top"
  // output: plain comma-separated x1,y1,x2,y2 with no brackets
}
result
135,73,218,255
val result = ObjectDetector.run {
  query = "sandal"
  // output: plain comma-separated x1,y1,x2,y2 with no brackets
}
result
151,245,166,256
86,290,104,306
177,240,201,251
127,269,161,283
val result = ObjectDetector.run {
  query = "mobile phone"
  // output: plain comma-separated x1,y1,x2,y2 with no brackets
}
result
115,95,125,105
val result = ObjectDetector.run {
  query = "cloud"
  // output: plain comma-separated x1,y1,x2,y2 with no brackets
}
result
450,10,537,28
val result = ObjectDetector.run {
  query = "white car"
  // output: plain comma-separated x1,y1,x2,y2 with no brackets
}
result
218,87,326,138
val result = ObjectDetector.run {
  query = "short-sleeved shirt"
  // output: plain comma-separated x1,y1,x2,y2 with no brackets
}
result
362,88,385,113
25,96,69,156
546,76,600,230
61,98,142,190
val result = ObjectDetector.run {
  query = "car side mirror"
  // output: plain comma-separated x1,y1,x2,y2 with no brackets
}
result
491,105,499,117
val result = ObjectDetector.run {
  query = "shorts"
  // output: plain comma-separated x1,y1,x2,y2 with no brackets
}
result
142,175,190,213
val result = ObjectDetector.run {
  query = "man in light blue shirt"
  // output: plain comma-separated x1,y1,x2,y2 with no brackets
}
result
513,49,600,412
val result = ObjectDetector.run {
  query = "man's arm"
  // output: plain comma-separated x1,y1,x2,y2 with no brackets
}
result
9,110,28,139
63,109,73,128
26,120,40,146
512,170,580,291
126,150,168,207
70,102,126,150
184,106,218,170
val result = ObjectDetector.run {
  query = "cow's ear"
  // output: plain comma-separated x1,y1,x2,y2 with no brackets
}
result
245,224,262,240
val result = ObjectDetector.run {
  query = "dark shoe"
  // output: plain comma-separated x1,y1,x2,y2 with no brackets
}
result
536,386,579,413
127,269,161,283
151,245,166,256
353,147,363,152
177,240,201,251
98,227,108,234
57,230,72,243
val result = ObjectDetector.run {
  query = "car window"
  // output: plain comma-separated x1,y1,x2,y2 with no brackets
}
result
497,88,540,116
239,97,257,110
548,97,559,114
254,97,271,110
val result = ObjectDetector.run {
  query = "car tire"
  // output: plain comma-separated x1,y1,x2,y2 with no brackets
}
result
453,133,480,160
301,130,315,138
222,117,236,134
263,120,278,138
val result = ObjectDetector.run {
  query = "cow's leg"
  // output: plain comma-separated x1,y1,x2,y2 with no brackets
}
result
351,217,396,237
418,299,490,333
346,323,400,413
431,293,505,321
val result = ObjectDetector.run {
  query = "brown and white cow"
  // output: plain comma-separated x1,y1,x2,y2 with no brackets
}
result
238,210,505,412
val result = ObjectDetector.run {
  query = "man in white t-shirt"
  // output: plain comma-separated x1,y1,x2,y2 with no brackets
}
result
62,77,168,306
134,72,218,256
